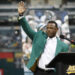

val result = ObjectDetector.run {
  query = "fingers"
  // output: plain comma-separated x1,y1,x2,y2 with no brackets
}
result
18,1,25,7
18,1,26,14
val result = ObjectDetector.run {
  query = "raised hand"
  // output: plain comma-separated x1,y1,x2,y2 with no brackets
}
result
18,1,26,15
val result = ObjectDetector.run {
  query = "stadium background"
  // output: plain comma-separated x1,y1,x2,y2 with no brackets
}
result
0,0,75,75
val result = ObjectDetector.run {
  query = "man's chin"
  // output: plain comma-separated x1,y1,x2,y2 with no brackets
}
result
49,35,55,38
49,35,53,38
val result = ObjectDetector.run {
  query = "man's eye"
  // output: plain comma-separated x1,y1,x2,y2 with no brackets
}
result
50,27,52,28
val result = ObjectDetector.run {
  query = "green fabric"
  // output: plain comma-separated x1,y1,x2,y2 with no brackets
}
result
19,17,69,69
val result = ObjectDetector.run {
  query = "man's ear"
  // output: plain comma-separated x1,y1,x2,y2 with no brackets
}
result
56,28,58,32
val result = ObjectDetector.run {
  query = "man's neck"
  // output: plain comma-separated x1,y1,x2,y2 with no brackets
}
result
49,35,56,38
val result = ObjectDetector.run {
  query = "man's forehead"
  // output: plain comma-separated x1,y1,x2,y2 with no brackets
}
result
47,23,56,27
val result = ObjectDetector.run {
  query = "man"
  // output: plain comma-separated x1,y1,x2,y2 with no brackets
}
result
18,1,69,75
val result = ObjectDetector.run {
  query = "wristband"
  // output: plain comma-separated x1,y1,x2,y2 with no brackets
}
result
19,13,24,16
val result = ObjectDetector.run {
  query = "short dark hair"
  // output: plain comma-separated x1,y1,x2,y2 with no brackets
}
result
47,21,58,28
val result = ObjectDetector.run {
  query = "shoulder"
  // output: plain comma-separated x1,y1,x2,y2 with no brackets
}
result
57,38,68,46
36,30,44,35
57,37,69,51
34,31,47,39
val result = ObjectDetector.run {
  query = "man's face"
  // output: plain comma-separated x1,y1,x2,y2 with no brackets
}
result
46,23,58,38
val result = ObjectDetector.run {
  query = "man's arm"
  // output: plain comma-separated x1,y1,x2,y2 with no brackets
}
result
18,1,36,40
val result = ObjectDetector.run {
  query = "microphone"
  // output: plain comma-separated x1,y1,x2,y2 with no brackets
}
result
60,35,75,45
